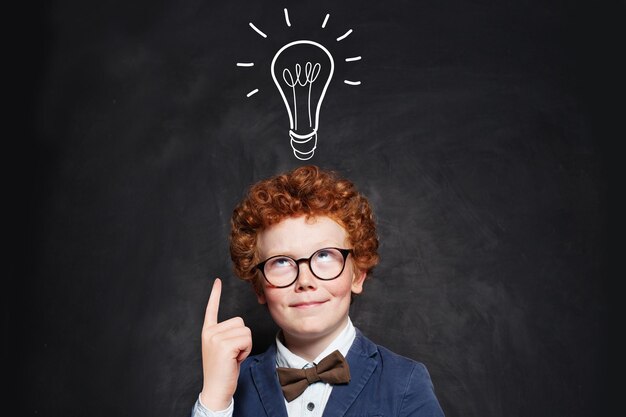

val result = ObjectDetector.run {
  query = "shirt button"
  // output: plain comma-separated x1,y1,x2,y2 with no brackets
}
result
307,402,315,411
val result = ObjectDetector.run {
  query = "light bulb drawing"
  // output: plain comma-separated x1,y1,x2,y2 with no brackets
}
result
236,8,362,160
271,41,334,160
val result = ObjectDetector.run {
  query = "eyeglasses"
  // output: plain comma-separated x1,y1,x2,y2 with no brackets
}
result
254,247,353,288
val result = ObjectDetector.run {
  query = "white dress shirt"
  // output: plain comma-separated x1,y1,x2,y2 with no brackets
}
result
193,318,356,417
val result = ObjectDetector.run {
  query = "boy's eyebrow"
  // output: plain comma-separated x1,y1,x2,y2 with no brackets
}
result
261,242,344,258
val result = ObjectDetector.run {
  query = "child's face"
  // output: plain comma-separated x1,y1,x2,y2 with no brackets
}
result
256,215,366,348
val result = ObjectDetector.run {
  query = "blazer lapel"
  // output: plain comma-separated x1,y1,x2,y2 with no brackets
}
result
249,344,289,417
322,330,379,417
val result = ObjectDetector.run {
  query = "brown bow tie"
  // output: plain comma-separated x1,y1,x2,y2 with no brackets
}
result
276,350,351,402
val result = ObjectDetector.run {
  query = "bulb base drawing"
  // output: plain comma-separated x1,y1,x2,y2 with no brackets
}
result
289,130,317,160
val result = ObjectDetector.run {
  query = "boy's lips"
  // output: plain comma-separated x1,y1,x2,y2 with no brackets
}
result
290,300,328,308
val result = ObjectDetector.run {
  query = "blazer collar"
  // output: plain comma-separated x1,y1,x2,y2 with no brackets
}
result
322,329,379,417
250,343,289,417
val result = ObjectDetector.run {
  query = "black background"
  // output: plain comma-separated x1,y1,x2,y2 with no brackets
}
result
13,0,620,416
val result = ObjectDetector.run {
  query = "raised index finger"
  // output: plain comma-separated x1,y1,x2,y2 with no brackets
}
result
204,278,222,327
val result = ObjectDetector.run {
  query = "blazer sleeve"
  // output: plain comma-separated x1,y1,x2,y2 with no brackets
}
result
398,362,446,417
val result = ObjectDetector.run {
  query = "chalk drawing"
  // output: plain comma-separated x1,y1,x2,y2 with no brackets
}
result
236,9,362,160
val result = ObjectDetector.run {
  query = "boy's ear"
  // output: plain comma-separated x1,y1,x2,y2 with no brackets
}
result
351,269,367,294
255,288,267,304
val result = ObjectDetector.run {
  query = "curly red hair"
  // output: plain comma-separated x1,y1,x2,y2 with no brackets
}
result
229,165,379,294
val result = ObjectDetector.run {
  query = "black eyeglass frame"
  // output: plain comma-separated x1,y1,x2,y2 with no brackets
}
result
253,247,353,289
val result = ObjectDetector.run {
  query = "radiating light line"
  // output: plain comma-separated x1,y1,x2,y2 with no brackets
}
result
284,8,291,27
248,22,267,38
321,14,330,28
345,56,361,62
236,62,254,67
344,80,361,85
336,29,353,41
247,89,259,97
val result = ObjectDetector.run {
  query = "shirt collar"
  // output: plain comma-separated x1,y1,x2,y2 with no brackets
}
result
275,318,356,369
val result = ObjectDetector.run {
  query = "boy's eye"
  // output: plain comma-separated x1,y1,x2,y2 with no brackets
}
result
316,250,331,260
314,249,340,263
268,257,294,269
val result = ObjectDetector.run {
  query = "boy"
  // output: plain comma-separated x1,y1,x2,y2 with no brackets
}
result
191,165,445,416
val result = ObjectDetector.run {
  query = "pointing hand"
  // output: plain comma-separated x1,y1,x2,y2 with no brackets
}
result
199,278,252,411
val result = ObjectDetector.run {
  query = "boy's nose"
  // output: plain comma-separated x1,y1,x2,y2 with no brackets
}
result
294,261,317,291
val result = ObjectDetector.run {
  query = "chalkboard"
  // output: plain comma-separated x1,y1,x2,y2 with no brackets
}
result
14,0,620,416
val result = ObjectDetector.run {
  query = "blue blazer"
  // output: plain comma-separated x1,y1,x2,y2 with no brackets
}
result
231,329,445,417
